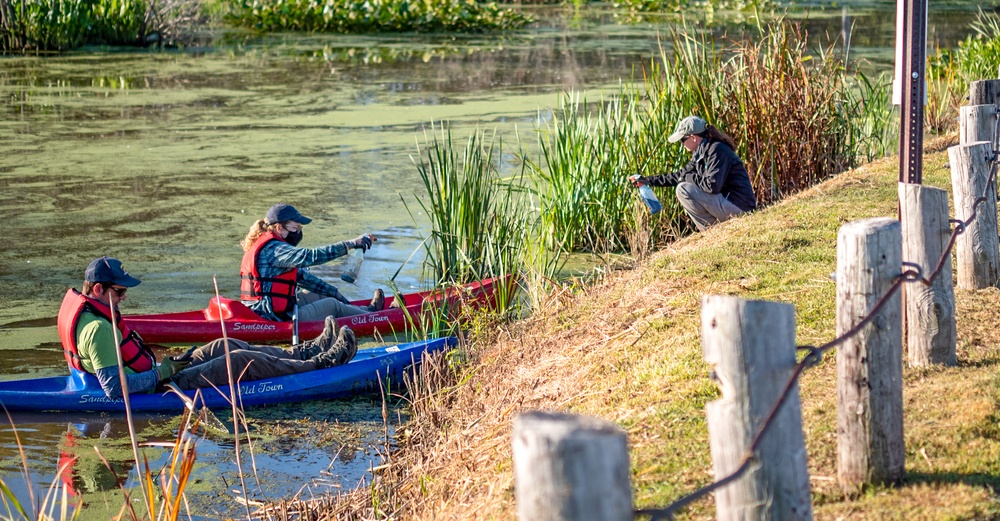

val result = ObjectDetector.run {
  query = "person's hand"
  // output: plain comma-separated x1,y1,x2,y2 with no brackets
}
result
157,357,191,381
348,233,375,252
628,174,646,187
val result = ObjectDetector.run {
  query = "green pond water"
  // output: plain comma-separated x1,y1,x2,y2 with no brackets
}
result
0,3,992,518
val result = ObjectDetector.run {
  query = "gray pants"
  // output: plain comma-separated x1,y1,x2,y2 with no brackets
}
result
170,338,318,390
296,289,369,321
675,181,747,231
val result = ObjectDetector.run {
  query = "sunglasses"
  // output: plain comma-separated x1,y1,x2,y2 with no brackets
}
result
105,285,127,297
680,135,692,144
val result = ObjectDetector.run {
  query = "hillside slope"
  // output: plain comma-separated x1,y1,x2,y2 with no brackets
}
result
374,135,1000,520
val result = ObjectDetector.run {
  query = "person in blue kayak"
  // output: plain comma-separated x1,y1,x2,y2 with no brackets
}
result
57,256,357,398
240,203,387,323
629,115,757,231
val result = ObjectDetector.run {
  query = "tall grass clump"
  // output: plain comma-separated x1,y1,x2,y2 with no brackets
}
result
223,0,531,34
953,8,1000,84
923,9,1000,136
408,125,534,288
533,87,694,257
840,71,898,163
0,0,205,52
668,22,888,204
534,21,898,256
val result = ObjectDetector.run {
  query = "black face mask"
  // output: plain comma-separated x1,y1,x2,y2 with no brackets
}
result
285,229,303,247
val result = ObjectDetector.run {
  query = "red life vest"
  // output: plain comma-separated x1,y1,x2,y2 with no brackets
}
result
240,231,298,316
56,288,156,374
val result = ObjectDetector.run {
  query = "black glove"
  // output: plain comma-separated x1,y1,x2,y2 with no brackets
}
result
349,234,374,252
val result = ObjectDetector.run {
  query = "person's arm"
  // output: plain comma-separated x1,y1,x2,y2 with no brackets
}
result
297,269,349,302
93,366,160,398
77,320,159,398
694,142,738,195
640,159,697,188
268,241,351,270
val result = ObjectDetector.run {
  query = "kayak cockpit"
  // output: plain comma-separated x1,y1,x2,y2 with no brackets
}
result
203,297,260,321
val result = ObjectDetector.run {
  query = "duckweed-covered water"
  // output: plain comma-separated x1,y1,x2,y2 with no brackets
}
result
0,4,989,517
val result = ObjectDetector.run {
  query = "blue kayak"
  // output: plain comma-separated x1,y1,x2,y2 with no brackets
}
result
0,337,455,413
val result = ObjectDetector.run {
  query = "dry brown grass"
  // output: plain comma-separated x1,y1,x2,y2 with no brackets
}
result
315,134,1000,520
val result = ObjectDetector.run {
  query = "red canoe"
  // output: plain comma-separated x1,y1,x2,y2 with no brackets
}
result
124,276,514,344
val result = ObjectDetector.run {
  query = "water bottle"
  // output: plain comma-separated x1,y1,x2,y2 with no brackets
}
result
629,174,662,214
637,184,662,215
340,249,364,283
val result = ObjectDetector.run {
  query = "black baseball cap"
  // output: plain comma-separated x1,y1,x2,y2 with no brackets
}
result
84,256,142,287
265,203,312,226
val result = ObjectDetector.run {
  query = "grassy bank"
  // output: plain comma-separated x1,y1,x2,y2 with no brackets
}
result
327,134,1000,520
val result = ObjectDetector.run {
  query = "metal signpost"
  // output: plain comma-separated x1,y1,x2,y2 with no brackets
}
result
898,0,928,184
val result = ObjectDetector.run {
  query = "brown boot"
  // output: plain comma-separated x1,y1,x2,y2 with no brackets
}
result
299,316,338,360
332,326,357,365
309,326,357,369
368,289,385,312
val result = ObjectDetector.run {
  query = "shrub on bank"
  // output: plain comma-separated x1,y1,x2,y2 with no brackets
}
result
0,0,208,52
223,0,531,33
0,0,528,52
954,8,1000,84
0,0,150,51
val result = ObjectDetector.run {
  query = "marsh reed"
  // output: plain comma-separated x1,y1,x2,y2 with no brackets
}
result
0,0,206,52
533,20,900,256
409,125,534,287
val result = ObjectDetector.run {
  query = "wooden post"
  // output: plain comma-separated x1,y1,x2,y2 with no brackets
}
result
702,296,812,521
835,218,905,492
970,79,1000,108
949,141,999,289
512,411,632,521
898,183,957,366
959,104,998,145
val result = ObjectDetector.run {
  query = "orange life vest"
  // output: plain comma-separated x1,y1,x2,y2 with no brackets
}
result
56,289,156,374
240,231,298,316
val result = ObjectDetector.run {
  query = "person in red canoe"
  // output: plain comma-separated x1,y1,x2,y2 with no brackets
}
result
57,257,357,398
240,203,388,323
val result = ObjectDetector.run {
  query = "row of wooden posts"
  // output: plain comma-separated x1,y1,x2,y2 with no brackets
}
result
510,79,1000,521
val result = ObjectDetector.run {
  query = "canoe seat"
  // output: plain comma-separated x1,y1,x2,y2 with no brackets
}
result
67,368,101,391
204,297,260,321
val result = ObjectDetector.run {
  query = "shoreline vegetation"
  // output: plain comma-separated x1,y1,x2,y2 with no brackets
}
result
332,134,1000,520
3,3,1000,520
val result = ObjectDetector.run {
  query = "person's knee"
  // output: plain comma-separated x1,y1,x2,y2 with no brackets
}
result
675,182,701,211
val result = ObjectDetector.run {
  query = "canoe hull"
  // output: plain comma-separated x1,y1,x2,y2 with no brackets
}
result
124,276,512,344
0,337,455,413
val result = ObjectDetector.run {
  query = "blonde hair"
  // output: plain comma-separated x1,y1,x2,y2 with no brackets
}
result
241,219,284,251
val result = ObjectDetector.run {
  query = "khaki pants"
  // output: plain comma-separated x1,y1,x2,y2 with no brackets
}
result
675,181,747,231
170,338,319,390
295,289,369,321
